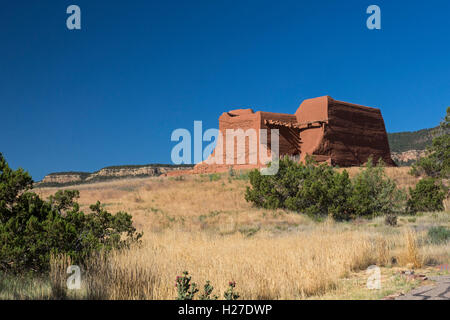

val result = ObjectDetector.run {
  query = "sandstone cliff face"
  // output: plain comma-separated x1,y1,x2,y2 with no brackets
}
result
86,167,160,181
40,173,88,185
391,150,426,165
37,165,193,187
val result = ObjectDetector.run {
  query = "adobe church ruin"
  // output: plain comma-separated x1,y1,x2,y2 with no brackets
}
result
193,96,395,174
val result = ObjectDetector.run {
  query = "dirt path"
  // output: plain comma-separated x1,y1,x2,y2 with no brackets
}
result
395,275,450,300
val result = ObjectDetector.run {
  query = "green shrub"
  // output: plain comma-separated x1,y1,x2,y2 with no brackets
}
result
245,156,406,220
348,159,406,217
199,281,219,300
175,271,198,300
175,271,238,300
224,281,240,300
245,156,353,219
427,226,450,245
411,107,449,179
0,153,142,274
407,178,445,213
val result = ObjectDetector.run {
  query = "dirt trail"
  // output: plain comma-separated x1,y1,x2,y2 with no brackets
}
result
395,275,450,300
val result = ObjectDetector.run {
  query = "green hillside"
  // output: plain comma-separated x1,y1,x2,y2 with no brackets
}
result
387,127,436,153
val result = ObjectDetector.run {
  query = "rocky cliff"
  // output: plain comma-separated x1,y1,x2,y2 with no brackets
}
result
40,172,90,185
36,164,193,187
391,150,427,166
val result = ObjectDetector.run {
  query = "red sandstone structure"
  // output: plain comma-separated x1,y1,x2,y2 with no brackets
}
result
189,96,395,174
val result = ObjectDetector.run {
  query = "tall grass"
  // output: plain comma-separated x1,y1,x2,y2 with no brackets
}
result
399,229,422,269
31,167,448,300
46,227,377,299
6,221,448,300
46,226,445,300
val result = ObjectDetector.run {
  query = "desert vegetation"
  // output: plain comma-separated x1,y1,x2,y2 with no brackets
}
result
2,163,445,299
1,108,449,300
245,156,407,220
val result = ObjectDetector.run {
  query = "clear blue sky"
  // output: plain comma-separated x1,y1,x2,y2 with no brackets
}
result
1,0,449,180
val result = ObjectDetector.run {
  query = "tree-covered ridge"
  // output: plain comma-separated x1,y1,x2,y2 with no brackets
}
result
387,127,436,153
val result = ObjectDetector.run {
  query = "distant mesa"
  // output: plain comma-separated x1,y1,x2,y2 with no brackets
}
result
36,164,194,187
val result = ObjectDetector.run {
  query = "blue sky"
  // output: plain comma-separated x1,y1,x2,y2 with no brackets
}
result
1,0,449,180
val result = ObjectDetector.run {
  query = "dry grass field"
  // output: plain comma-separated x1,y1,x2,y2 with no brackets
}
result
22,167,449,300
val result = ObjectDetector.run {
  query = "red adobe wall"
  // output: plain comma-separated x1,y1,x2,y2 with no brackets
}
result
294,96,395,166
325,98,396,166
295,96,331,163
193,96,395,173
194,109,298,173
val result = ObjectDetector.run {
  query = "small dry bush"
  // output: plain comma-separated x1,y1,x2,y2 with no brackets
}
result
398,229,423,269
375,237,390,267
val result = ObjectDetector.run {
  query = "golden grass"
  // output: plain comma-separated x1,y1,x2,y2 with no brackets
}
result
33,167,449,300
47,226,375,299
398,229,422,269
35,167,420,234
45,221,449,300
36,173,309,234
108,227,377,299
